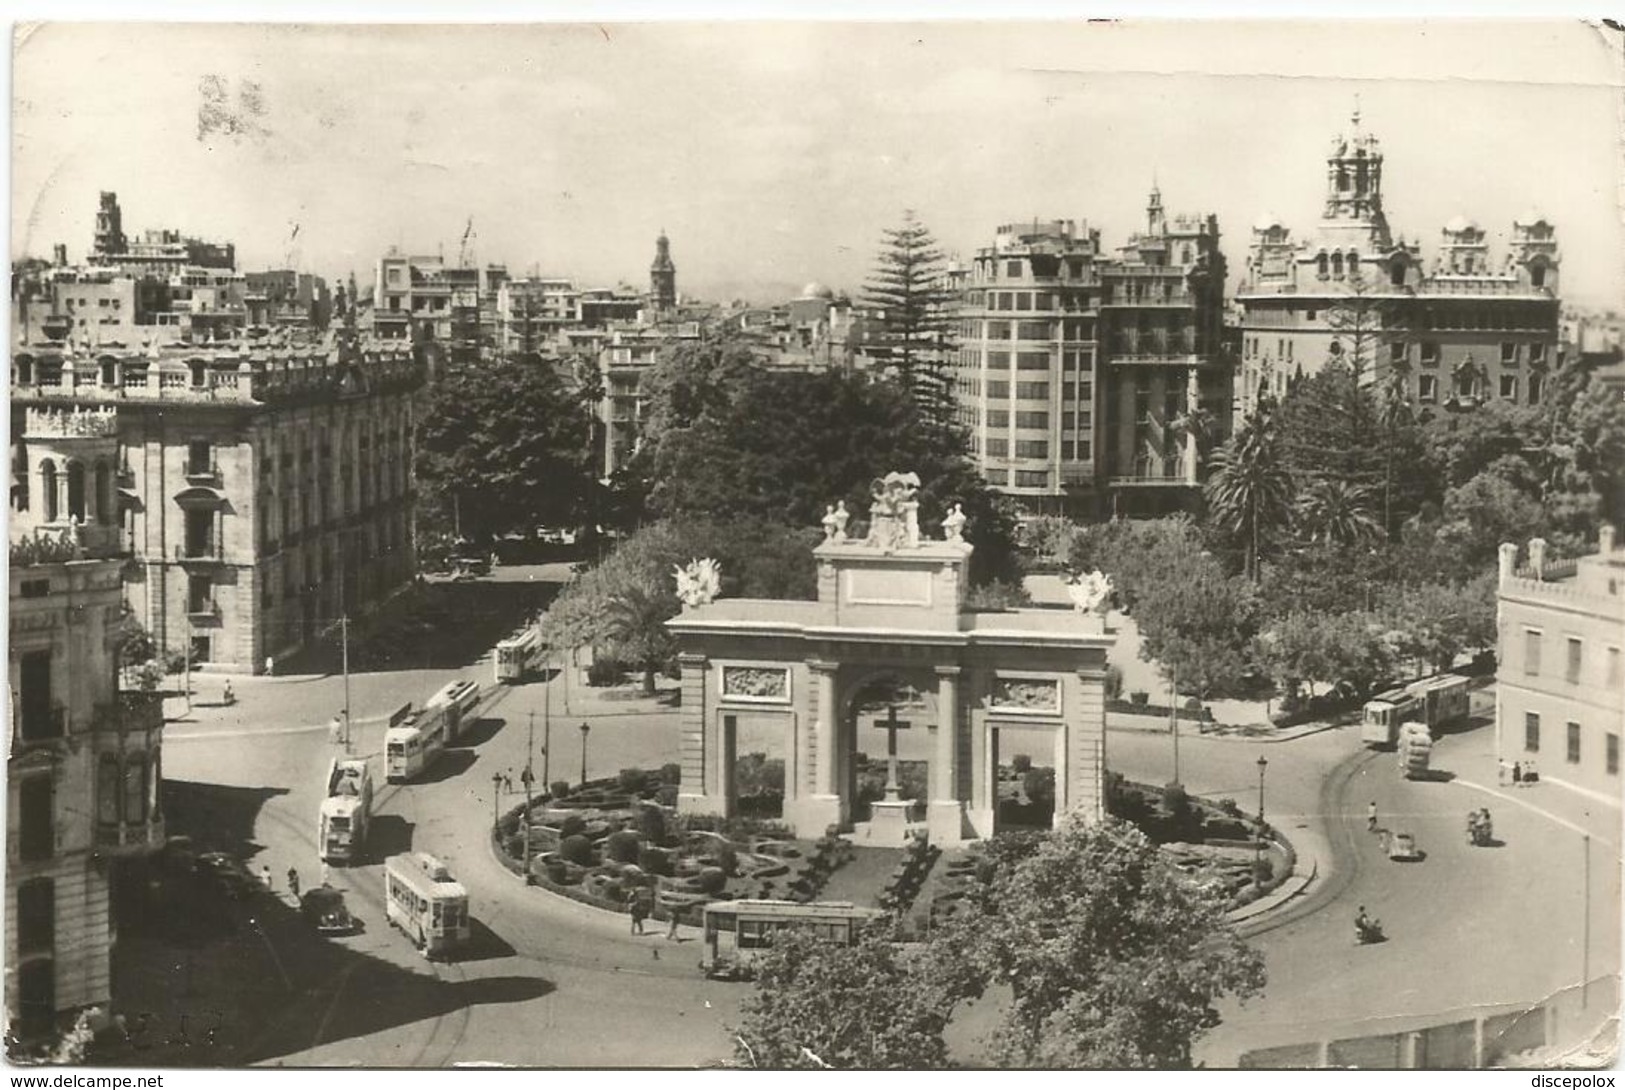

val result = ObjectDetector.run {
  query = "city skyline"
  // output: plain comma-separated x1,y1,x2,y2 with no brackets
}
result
12,20,1624,307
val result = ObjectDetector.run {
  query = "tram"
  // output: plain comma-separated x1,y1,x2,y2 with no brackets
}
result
699,900,885,980
493,627,545,685
384,852,471,958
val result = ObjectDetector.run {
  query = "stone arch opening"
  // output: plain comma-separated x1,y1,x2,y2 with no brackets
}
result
39,459,57,522
66,461,87,522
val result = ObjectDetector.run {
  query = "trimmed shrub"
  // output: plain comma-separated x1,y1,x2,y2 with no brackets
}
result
560,834,595,866
586,658,624,687
697,867,727,895
617,768,648,794
638,804,667,844
550,780,572,800
1161,782,1190,818
1010,754,1032,774
716,842,738,877
660,762,682,785
559,814,588,839
605,830,642,864
1217,797,1242,817
638,845,675,877
1183,696,1203,712
1129,690,1150,706
655,784,679,809
1252,857,1272,887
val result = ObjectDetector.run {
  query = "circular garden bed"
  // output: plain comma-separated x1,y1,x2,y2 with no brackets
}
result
491,766,851,922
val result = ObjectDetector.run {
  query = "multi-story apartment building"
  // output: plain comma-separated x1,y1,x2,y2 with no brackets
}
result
9,326,423,673
497,278,583,354
1236,109,1560,417
955,192,1230,516
1099,188,1230,516
372,251,508,354
597,322,702,478
8,525,165,1039
244,270,333,333
1495,527,1624,804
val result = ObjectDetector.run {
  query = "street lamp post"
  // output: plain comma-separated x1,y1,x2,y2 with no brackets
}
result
1169,667,1180,786
579,721,591,786
1255,755,1269,873
491,771,503,828
543,653,552,788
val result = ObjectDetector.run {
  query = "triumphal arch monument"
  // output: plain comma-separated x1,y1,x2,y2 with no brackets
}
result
666,473,1115,845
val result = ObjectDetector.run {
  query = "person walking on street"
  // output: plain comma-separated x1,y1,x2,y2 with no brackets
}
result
329,713,344,745
629,893,648,935
1366,801,1378,833
287,867,301,901
666,909,680,942
260,865,274,893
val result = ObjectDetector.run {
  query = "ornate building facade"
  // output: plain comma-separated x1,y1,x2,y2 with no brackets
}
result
9,327,423,673
8,527,165,1039
1235,109,1561,418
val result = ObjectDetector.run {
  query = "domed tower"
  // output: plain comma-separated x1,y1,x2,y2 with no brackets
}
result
1510,211,1560,294
1320,103,1391,250
650,231,677,311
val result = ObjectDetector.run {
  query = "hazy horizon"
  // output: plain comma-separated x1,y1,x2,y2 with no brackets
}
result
12,20,1624,308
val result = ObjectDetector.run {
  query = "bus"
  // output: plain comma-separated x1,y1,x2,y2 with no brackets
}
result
426,678,482,742
1361,674,1471,747
319,756,374,864
385,702,450,782
699,900,886,980
494,627,545,685
383,852,471,959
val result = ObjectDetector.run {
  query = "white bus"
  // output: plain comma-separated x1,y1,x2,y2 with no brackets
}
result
385,702,450,782
493,627,545,685
427,678,482,742
384,852,470,958
319,756,374,864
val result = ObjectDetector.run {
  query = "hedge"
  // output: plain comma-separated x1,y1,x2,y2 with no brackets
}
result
1107,698,1215,724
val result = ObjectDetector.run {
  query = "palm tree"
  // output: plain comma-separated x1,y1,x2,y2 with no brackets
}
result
603,580,679,695
1204,399,1294,582
1296,478,1383,547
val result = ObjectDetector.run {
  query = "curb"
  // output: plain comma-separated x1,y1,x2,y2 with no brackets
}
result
1225,856,1319,924
1108,714,1347,745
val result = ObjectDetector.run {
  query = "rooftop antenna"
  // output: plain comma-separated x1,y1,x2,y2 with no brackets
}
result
458,216,475,268
1352,92,1362,129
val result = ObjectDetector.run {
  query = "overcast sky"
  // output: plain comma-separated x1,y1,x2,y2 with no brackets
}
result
12,20,1624,306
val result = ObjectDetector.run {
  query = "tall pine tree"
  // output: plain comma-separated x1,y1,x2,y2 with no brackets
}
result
859,211,958,431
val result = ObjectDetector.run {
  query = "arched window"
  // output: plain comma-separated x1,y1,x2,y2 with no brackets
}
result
95,461,114,526
1331,252,1344,278
66,462,86,522
1346,252,1359,278
39,460,57,522
1391,259,1406,287
1316,253,1329,278
1530,263,1547,289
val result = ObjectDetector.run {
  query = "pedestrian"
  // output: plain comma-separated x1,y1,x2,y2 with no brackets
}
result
320,862,332,888
666,908,680,942
222,680,235,706
1512,761,1523,784
260,864,274,893
1366,800,1378,833
329,713,344,745
629,892,647,935
264,656,274,678
287,867,301,900
504,769,515,794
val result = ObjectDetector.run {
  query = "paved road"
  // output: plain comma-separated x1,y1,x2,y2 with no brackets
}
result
162,566,1618,1066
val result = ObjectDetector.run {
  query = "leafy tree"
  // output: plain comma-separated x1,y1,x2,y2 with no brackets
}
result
733,925,957,1069
1131,554,1261,699
1375,576,1497,675
939,816,1266,1068
602,581,679,695
1068,516,1207,613
1437,471,1545,569
858,211,958,430
114,611,156,687
1276,355,1385,494
645,367,1020,585
1203,398,1294,582
1257,610,1394,699
635,334,767,465
414,357,598,542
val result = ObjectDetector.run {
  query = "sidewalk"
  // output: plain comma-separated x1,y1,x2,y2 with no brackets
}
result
1109,709,1351,745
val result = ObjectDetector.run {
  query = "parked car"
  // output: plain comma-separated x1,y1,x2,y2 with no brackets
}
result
300,885,359,935
195,852,260,900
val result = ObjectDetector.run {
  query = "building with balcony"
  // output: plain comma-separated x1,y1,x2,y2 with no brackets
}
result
89,192,235,277
1235,109,1561,418
1495,528,1624,805
372,251,508,358
954,193,1230,517
8,526,166,1041
597,323,703,478
10,326,424,673
244,270,332,333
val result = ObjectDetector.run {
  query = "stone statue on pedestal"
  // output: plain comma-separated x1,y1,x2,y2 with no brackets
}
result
832,501,849,542
673,557,722,609
1067,568,1114,616
865,471,922,554
942,503,967,543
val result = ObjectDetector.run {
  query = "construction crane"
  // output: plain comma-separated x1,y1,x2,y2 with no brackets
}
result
284,221,301,271
457,216,476,269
